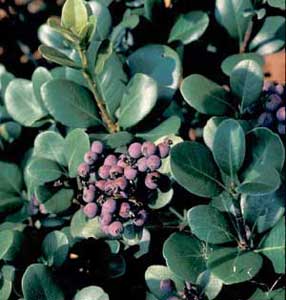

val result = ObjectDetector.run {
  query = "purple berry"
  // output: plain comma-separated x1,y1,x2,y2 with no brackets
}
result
128,142,142,158
109,165,123,178
91,141,104,154
78,163,90,177
117,158,128,168
263,81,272,92
277,123,285,135
83,186,95,203
275,84,284,95
141,141,156,157
115,176,128,190
100,212,113,225
147,155,161,171
137,157,148,172
98,165,111,179
84,151,98,165
124,166,138,180
257,112,273,127
119,202,130,218
145,172,160,190
158,142,170,158
265,94,282,111
108,221,123,237
104,181,118,195
83,203,98,218
276,107,285,122
95,180,106,191
102,198,117,213
104,155,118,166
160,279,173,293
134,209,147,226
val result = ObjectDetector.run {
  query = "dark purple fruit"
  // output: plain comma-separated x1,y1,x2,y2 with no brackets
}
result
78,163,90,177
141,141,156,157
98,165,111,179
124,166,137,180
104,155,118,166
102,198,117,213
95,180,106,191
277,123,285,135
147,155,161,171
137,157,148,172
109,165,123,178
119,202,130,218
145,172,160,189
128,142,142,158
83,203,98,218
276,107,285,122
115,176,128,190
83,186,96,203
91,141,104,154
265,94,282,112
134,209,147,226
257,112,273,127
158,142,170,158
108,221,123,237
84,151,98,165
100,212,113,225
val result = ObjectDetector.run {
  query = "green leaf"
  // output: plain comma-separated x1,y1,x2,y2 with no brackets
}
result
242,128,285,176
41,231,69,267
249,288,285,300
145,265,184,300
230,60,263,113
41,79,101,128
5,79,47,126
0,230,23,261
36,187,74,214
136,116,181,142
0,121,22,143
215,0,253,43
170,141,223,197
207,247,263,284
213,119,245,177
61,0,88,35
221,53,264,76
241,186,285,233
237,166,281,195
94,41,113,74
249,16,285,55
0,276,12,300
180,74,233,115
168,11,209,45
34,131,66,166
188,205,236,244
127,44,182,100
163,232,206,283
64,129,90,177
39,45,80,68
70,210,105,239
91,131,133,149
119,73,158,129
258,217,285,274
22,264,64,300
196,270,223,300
203,117,228,150
267,0,285,9
148,187,173,210
74,286,109,300
26,158,63,186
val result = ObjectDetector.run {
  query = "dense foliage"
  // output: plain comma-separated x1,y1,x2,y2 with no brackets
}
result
0,0,285,299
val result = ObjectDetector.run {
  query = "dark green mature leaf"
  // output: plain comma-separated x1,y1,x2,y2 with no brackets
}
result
242,128,285,176
145,265,184,300
215,0,253,43
249,16,285,55
213,119,245,177
0,277,12,300
221,53,264,76
39,45,80,68
230,60,263,113
22,264,64,300
119,73,158,129
127,44,182,100
258,217,285,274
203,117,228,150
64,129,90,177
196,271,223,300
136,116,181,141
61,0,88,35
41,231,69,267
207,247,263,284
170,141,223,197
148,188,173,210
5,79,47,126
163,232,206,283
0,230,23,261
267,0,285,9
237,166,280,195
74,286,109,300
91,131,133,149
188,205,236,244
41,79,101,127
34,131,66,166
249,288,285,300
168,11,209,44
241,186,285,233
96,53,127,120
181,74,233,115
26,158,63,186
0,230,14,260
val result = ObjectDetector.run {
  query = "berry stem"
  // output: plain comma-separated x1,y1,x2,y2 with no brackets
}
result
77,47,119,133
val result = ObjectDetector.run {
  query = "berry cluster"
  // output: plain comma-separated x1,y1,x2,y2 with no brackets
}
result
257,82,285,135
77,140,171,237
160,279,202,300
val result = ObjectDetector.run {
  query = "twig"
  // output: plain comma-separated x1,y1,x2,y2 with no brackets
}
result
240,20,254,53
